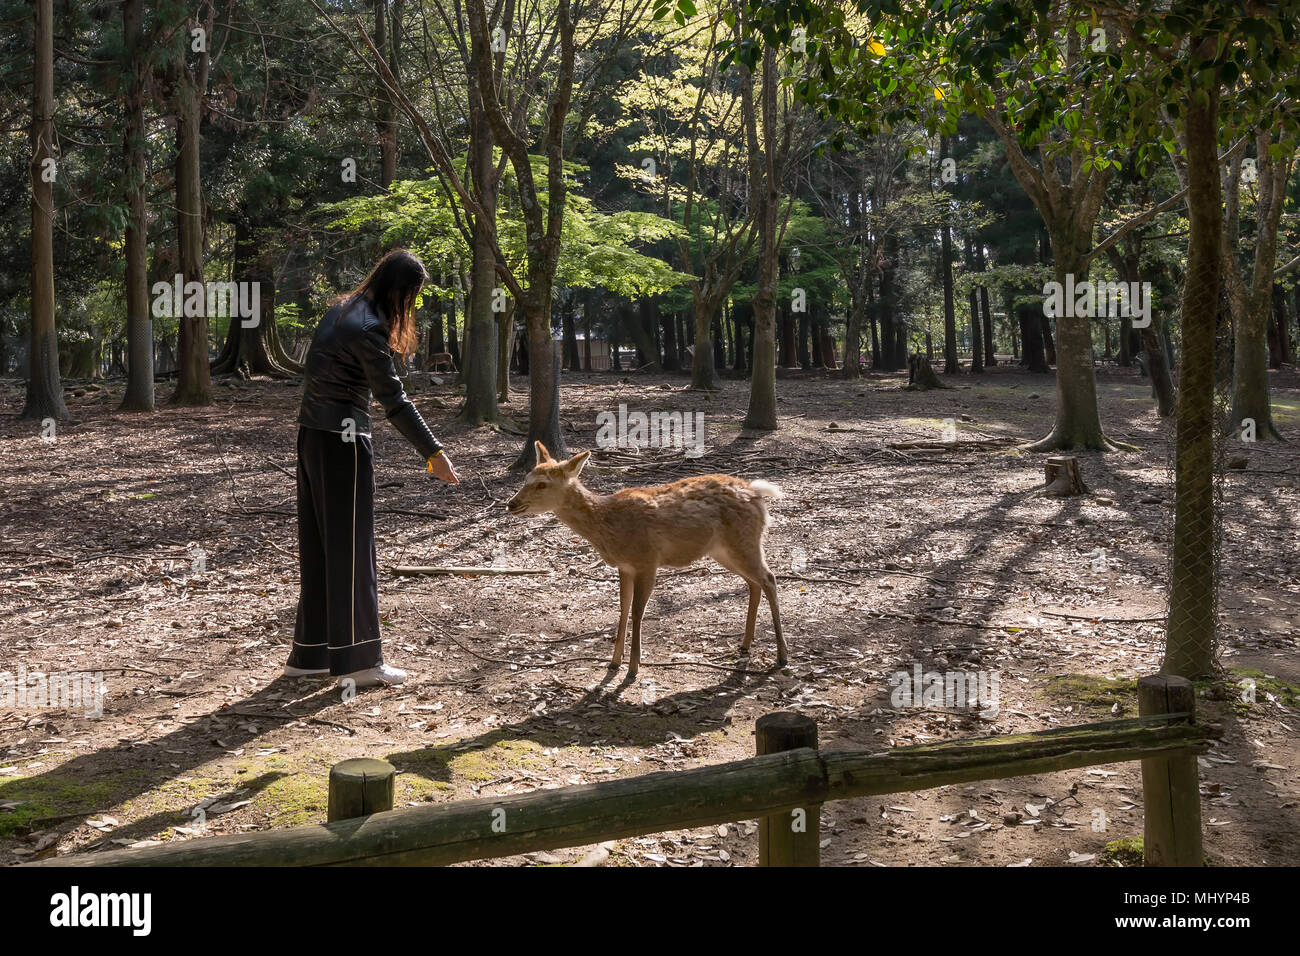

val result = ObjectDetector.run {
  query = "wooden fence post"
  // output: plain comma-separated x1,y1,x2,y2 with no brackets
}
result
756,712,820,866
1137,675,1203,866
328,758,396,822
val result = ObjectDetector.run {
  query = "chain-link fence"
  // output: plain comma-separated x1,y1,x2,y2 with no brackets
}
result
1161,251,1228,679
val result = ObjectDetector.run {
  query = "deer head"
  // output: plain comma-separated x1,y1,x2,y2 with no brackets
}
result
506,442,591,516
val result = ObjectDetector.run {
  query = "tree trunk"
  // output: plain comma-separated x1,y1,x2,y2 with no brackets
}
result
732,299,750,372
980,286,995,366
741,44,779,430
1041,315,1057,366
119,0,154,412
1006,287,1019,359
866,277,879,369
1019,302,1049,372
637,298,662,371
497,299,512,401
1229,291,1279,437
516,321,529,373
1164,53,1221,679
941,138,959,374
1110,245,1174,416
660,297,678,372
689,291,719,389
725,301,738,368
780,302,797,368
446,269,463,371
23,0,67,421
842,278,864,379
819,323,837,370
427,283,446,357
878,236,903,371
1225,129,1290,440
1141,322,1176,417
167,11,212,408
212,213,299,378
1267,284,1285,368
459,97,500,422
797,303,811,370
516,304,565,467
562,294,580,370
879,297,896,370
583,295,594,371
1026,238,1116,450
969,286,983,373
375,0,399,187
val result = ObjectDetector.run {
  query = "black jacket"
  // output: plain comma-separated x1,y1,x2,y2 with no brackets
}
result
298,294,443,460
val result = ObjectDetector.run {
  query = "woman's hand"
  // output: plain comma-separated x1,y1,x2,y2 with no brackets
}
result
427,451,460,484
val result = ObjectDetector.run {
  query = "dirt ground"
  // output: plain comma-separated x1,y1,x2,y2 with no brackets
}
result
1,361,1297,867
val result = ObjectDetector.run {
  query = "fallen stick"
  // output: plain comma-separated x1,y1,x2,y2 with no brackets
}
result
223,708,355,736
391,565,551,576
1038,611,1166,623
885,438,1018,450
376,509,451,519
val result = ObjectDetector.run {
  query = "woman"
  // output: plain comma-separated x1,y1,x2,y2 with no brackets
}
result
285,249,459,688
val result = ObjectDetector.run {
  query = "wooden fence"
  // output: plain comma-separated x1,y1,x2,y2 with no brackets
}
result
27,674,1214,867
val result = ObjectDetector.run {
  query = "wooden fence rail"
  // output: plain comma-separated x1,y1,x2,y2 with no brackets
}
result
30,676,1215,867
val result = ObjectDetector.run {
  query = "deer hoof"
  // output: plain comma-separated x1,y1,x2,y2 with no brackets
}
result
776,655,787,668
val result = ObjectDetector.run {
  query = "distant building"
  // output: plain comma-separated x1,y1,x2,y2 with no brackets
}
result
553,332,617,371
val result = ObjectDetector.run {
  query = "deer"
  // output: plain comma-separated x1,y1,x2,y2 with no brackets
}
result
427,351,455,373
506,441,786,676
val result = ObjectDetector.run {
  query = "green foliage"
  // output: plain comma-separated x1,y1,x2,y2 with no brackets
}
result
319,157,691,301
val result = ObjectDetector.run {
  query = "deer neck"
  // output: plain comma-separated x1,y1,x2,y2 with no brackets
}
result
552,482,608,544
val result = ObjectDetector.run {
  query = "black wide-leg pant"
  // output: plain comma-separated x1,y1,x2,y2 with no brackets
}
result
288,426,383,676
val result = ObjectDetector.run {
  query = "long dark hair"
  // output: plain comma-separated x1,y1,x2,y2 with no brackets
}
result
337,248,428,358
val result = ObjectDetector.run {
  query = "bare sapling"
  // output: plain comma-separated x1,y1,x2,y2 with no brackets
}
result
507,441,786,675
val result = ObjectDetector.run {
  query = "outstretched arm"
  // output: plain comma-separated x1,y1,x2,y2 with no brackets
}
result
355,320,446,465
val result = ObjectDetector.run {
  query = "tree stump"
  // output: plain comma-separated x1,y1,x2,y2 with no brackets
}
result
1043,456,1088,496
905,352,948,391
327,758,396,822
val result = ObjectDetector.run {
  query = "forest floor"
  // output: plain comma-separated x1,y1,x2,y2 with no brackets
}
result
1,360,1298,867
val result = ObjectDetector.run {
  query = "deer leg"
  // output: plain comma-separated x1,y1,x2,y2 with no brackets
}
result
613,569,632,667
628,569,656,677
739,582,760,655
760,568,787,667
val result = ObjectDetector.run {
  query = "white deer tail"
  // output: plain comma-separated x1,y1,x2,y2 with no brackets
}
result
749,479,783,500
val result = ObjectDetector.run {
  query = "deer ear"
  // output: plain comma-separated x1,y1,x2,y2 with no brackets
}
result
565,450,591,476
534,441,553,463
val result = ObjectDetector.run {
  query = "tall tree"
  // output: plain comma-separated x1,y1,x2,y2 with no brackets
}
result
939,135,959,374
162,1,214,406
1163,37,1222,678
374,0,399,188
119,0,154,412
465,0,574,465
1222,124,1295,440
741,39,788,430
23,0,67,421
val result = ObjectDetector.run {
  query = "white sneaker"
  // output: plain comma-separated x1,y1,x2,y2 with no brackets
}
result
283,664,330,677
337,664,408,688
